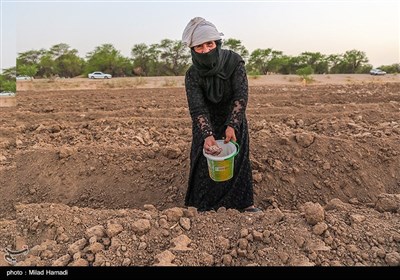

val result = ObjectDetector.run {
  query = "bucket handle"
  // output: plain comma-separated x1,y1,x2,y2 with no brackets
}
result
226,140,240,159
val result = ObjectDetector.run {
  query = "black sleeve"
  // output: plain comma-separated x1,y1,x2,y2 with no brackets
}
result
225,61,248,132
185,69,214,140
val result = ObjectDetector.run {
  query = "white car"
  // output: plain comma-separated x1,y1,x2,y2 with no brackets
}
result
0,91,15,96
370,69,386,75
16,75,33,81
88,72,112,79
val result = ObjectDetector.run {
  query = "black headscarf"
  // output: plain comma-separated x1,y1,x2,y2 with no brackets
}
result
191,41,244,103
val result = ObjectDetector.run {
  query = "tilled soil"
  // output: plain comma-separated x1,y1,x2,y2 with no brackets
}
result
0,77,399,266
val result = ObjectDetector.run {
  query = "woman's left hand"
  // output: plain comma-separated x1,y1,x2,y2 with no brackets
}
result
224,126,237,143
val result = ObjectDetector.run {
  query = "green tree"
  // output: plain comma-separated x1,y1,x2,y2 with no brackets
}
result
17,49,46,65
55,51,85,78
0,74,16,92
379,63,400,73
17,49,45,78
296,65,314,83
85,44,132,77
49,43,71,59
17,64,38,78
297,52,328,74
37,54,56,78
131,43,149,76
248,48,282,75
15,39,399,77
327,54,343,74
270,55,292,74
158,39,190,76
131,43,163,76
1,67,16,80
46,43,85,77
223,38,249,61
341,49,369,73
267,51,284,73
296,65,314,77
146,44,163,76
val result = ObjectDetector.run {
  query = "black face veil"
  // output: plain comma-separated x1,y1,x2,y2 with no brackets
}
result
191,41,243,103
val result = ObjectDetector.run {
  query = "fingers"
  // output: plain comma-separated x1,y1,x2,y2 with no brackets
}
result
224,136,231,144
204,135,221,155
204,135,216,146
205,148,221,156
205,144,222,156
224,126,236,143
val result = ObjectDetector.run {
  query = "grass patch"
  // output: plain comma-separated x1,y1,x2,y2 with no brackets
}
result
111,79,134,88
162,79,178,87
345,76,353,83
301,76,315,84
104,81,116,88
133,77,147,86
296,66,314,85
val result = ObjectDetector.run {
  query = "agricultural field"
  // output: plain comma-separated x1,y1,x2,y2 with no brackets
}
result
0,74,399,266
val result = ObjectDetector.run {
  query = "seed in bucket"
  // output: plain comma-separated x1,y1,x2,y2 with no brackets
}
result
206,145,222,156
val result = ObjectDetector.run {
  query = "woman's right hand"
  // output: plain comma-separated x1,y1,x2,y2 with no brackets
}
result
204,135,219,155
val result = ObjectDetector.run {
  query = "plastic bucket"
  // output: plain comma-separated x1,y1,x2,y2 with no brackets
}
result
203,140,240,182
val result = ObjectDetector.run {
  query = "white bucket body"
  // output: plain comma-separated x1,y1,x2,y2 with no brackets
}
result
203,140,239,182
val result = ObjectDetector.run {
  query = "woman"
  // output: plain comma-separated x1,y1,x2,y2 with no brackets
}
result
182,17,260,212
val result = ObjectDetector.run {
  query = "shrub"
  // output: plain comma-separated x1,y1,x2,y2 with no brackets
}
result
296,66,314,84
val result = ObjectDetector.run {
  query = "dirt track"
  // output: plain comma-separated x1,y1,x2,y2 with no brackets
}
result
0,75,399,266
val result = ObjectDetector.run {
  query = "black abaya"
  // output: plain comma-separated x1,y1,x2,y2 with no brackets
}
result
184,61,254,211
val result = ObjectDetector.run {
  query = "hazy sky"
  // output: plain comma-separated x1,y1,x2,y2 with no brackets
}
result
1,0,399,72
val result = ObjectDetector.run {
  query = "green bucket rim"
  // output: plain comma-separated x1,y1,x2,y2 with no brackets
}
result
203,140,240,161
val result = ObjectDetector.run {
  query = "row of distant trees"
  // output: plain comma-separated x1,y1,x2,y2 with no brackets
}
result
1,39,399,92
